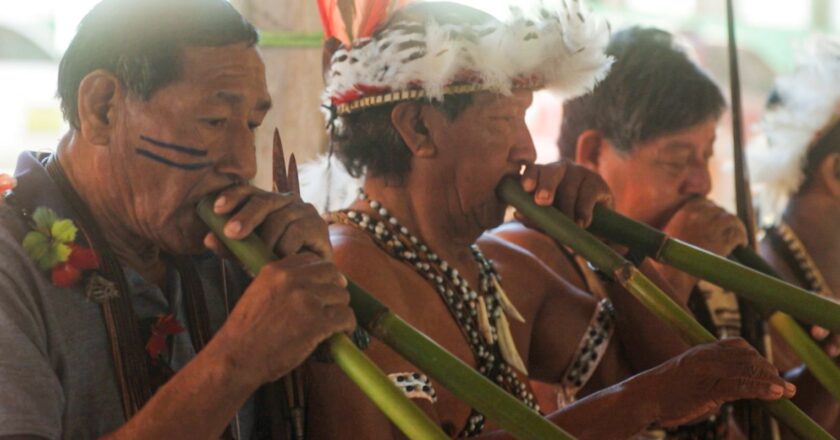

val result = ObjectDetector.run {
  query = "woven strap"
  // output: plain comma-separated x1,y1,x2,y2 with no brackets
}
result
46,157,152,417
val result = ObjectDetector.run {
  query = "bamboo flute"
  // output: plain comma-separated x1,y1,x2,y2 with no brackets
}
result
196,198,575,440
196,199,448,440
731,247,840,402
497,177,834,440
584,202,840,333
577,187,840,402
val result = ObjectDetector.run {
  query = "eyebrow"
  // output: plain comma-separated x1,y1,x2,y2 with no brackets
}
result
214,91,272,112
663,139,716,158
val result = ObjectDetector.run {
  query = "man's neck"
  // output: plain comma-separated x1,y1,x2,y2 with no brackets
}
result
57,133,166,286
358,174,487,268
783,192,840,292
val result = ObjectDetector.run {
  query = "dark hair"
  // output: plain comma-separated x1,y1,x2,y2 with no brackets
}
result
559,27,726,159
58,0,258,129
332,94,474,179
802,119,840,190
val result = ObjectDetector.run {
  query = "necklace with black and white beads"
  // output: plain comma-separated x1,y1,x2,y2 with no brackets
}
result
330,191,539,437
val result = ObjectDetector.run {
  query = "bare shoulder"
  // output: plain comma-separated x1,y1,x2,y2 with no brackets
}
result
488,222,583,286
328,223,409,308
477,232,595,317
490,221,558,260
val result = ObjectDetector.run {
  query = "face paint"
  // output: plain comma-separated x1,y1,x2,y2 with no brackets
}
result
136,134,214,171
140,135,209,157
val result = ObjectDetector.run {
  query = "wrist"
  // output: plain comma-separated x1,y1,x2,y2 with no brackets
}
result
622,368,665,429
202,326,265,391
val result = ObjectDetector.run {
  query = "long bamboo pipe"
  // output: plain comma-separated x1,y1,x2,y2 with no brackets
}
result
586,199,840,402
196,198,574,440
583,200,840,333
497,177,834,440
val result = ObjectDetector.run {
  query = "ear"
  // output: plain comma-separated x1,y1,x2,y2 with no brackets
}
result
77,69,122,146
390,101,437,158
818,152,840,198
575,129,608,171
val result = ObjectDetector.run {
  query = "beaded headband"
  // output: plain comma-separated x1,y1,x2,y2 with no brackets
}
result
319,0,612,118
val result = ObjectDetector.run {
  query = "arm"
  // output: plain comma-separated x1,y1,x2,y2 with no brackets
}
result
110,190,355,439
608,258,692,372
105,254,356,439
307,229,443,439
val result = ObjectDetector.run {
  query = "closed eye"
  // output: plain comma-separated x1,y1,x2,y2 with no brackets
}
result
202,118,227,128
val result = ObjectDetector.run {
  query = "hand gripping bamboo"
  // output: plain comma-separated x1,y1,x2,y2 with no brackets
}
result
196,198,575,440
583,199,840,402
497,176,834,440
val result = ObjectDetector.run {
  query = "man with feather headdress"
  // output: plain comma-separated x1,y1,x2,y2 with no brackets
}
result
751,35,840,436
307,1,793,438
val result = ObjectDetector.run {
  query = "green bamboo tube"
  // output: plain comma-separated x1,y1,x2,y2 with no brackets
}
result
731,247,840,403
497,177,834,440
196,199,448,440
583,197,840,401
197,198,575,440
586,203,840,333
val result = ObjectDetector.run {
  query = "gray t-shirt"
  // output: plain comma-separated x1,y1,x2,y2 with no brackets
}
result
0,154,254,439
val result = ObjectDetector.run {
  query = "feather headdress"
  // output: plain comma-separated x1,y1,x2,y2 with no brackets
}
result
319,0,612,118
749,36,840,226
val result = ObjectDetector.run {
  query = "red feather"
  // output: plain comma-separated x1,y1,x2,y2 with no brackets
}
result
353,0,392,40
318,0,351,47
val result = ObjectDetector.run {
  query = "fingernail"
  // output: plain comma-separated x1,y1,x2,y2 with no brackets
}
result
769,384,784,395
225,221,241,237
829,345,840,358
785,382,796,394
522,178,535,191
577,217,590,228
812,326,829,340
338,274,348,287
214,196,226,212
536,190,551,203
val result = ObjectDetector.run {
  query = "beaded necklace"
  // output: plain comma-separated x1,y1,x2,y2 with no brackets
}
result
331,192,539,437
768,221,835,299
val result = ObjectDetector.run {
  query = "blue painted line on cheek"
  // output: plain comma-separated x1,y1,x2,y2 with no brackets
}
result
140,135,209,157
135,148,214,171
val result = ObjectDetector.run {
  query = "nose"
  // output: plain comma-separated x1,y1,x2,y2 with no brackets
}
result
509,121,537,166
214,124,258,181
681,163,712,197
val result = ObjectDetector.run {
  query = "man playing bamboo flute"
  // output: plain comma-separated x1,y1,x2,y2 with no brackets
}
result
495,26,840,439
0,0,357,438
494,27,753,438
308,2,794,438
750,36,840,435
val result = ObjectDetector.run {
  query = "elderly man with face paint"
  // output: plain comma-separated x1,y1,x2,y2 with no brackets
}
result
0,0,357,438
750,36,840,436
305,4,793,439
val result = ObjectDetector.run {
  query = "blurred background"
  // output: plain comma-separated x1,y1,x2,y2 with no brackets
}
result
0,0,836,209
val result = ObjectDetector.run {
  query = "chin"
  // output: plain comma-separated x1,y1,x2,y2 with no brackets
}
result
473,198,508,232
155,215,210,256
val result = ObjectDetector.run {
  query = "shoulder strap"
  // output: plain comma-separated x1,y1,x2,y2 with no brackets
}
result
45,156,152,417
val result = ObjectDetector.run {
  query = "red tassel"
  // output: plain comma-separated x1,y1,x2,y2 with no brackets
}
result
146,314,186,360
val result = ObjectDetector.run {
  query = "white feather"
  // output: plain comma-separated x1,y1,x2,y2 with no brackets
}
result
298,154,363,214
322,0,612,111
749,35,840,225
